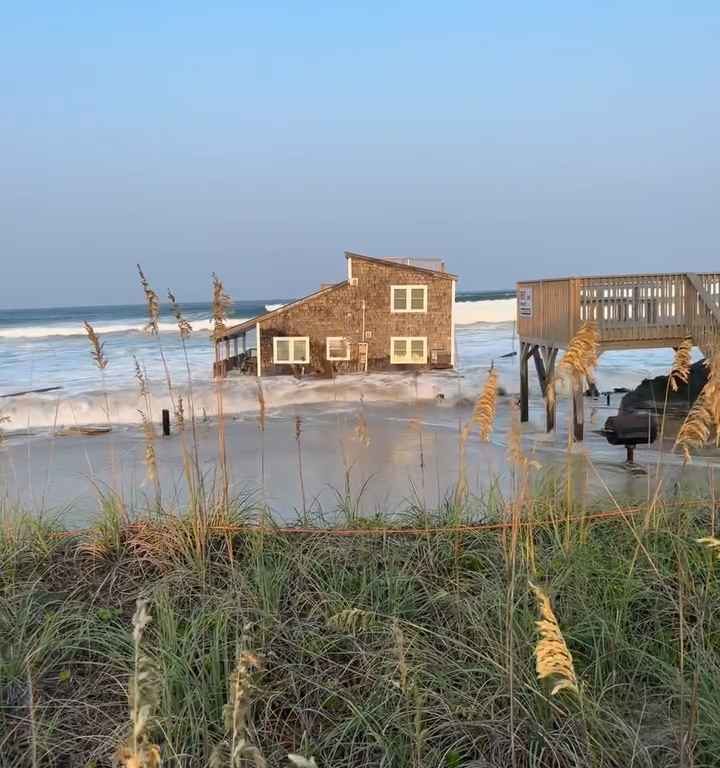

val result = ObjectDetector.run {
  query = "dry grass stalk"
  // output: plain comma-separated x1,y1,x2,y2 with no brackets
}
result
117,599,161,767
287,756,318,767
355,409,370,447
670,337,693,392
508,403,540,472
256,380,266,433
675,349,720,462
456,367,500,503
134,357,150,399
212,272,233,338
175,395,185,431
211,634,265,768
696,537,720,559
139,412,159,485
327,607,376,632
547,321,600,408
391,618,409,694
469,367,499,443
167,290,193,339
0,413,10,446
529,582,578,696
83,321,108,370
460,367,499,448
137,264,161,336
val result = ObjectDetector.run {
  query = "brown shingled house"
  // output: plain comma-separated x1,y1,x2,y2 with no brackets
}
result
214,252,457,377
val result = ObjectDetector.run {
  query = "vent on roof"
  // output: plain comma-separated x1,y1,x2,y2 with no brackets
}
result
350,277,359,286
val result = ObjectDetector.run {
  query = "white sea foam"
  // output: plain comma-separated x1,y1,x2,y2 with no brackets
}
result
0,372,455,429
264,303,285,312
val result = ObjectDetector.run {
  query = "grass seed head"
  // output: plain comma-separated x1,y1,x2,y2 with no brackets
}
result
529,582,578,696
117,598,161,768
137,265,160,336
697,536,720,559
212,273,233,339
547,321,599,407
675,347,720,461
167,290,193,339
83,321,108,370
669,337,693,392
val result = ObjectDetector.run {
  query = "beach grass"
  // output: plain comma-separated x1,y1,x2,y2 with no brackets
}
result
2,485,720,768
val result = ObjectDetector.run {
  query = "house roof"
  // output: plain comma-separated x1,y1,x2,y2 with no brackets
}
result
216,253,456,340
344,252,457,280
217,280,349,339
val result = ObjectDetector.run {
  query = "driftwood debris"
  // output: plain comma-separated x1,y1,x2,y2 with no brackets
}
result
55,425,112,437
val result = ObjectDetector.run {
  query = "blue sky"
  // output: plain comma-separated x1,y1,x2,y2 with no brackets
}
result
1,2,718,307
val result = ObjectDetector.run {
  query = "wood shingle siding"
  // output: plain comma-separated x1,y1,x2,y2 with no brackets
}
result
215,253,456,377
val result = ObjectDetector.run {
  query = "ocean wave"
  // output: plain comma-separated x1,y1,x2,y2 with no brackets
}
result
0,296,515,341
0,372,457,429
0,317,250,340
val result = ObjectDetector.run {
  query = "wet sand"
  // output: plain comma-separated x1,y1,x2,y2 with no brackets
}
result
2,389,717,528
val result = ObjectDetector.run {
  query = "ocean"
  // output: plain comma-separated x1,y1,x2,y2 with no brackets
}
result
0,291,695,433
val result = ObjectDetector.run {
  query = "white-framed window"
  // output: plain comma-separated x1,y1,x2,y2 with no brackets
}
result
390,337,427,364
326,336,351,361
273,336,310,365
391,285,428,313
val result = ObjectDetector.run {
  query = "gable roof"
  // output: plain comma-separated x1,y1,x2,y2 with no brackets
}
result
345,252,457,280
216,253,456,340
217,279,348,339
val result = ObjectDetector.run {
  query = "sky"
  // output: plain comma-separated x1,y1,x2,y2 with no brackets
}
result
1,2,719,308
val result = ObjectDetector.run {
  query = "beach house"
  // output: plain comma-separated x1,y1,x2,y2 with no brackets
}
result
214,252,457,377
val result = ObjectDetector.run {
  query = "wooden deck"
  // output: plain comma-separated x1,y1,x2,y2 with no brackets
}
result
516,272,720,438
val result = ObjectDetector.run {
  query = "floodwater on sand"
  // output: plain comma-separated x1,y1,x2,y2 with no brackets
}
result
2,390,718,528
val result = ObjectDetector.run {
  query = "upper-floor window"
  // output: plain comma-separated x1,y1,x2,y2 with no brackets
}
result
326,336,351,361
391,285,428,313
273,336,310,365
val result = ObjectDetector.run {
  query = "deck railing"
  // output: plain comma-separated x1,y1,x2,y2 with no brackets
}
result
518,272,720,352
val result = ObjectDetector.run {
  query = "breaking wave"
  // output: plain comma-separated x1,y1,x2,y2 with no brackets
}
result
0,298,515,341
0,372,457,429
0,317,250,340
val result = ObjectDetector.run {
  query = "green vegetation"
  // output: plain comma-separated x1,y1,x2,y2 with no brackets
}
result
2,487,720,767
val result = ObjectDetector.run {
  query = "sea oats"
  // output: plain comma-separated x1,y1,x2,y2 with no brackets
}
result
139,411,158,484
675,347,720,461
529,582,578,696
83,321,108,370
211,631,265,768
460,367,500,446
116,599,161,768
507,402,540,471
175,395,185,431
137,264,161,336
669,337,693,392
547,321,600,408
287,756,319,768
167,290,193,339
697,536,720,559
212,272,233,339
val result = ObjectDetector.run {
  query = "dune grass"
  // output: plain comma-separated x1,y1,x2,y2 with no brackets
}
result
1,486,720,768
